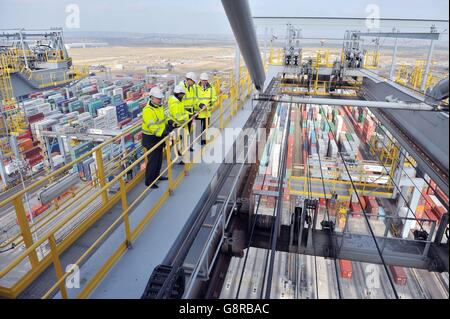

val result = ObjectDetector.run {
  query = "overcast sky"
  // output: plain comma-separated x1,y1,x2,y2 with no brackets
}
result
0,0,448,35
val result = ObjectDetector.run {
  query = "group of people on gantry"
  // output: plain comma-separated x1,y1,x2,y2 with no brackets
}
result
141,72,218,188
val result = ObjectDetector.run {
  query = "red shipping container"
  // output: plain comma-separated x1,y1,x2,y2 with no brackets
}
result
28,112,45,124
435,188,449,205
366,199,379,215
319,198,326,206
32,203,49,218
359,196,367,209
427,180,437,195
339,259,353,279
432,205,447,221
423,207,438,222
19,139,34,152
389,265,407,285
18,131,32,140
23,146,41,159
328,132,334,140
350,201,362,214
28,155,44,167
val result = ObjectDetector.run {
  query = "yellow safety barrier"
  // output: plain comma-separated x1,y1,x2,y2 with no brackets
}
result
288,175,394,200
0,69,252,299
363,50,380,69
268,48,284,65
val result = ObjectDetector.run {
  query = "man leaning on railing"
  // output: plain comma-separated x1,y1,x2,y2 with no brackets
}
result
141,87,175,189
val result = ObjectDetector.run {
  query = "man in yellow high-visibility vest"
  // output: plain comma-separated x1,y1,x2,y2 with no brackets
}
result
168,85,189,164
179,72,198,151
196,72,217,145
141,87,173,188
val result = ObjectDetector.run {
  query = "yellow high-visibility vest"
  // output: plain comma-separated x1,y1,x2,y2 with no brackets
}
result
179,80,198,115
168,95,188,125
196,83,217,119
141,102,166,137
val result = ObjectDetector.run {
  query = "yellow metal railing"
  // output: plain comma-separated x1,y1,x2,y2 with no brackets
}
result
363,50,380,69
394,59,443,93
288,175,394,199
0,70,250,299
268,48,284,65
0,53,17,109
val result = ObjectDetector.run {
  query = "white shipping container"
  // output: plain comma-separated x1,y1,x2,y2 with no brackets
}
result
23,98,45,107
112,87,124,99
24,106,39,116
271,144,281,178
351,133,360,147
335,115,343,137
327,139,338,157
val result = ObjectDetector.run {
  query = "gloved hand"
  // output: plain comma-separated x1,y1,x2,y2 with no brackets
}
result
162,125,175,137
167,120,175,127
199,103,206,110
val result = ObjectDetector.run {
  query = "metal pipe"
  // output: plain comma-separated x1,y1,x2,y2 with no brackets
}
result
425,77,449,105
254,95,438,111
421,38,435,92
18,29,29,69
389,35,399,80
234,44,241,100
222,0,266,91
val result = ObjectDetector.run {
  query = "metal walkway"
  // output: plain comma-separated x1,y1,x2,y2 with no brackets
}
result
52,99,254,298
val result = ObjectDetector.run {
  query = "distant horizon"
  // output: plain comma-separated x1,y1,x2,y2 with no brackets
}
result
1,0,448,35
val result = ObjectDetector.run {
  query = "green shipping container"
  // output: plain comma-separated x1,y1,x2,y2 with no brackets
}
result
346,133,353,142
68,100,83,112
111,94,123,105
127,101,139,112
71,141,94,159
358,114,365,123
329,123,335,132
88,100,103,116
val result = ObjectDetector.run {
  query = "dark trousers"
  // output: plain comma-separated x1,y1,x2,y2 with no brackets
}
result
142,134,164,186
186,117,194,149
199,118,207,143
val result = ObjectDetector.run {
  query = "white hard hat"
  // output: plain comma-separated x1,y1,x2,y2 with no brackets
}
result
185,72,197,82
173,85,185,94
199,72,209,81
149,87,164,99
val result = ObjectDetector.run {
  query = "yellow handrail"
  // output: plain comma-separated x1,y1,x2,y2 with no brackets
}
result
42,76,247,299
0,69,252,299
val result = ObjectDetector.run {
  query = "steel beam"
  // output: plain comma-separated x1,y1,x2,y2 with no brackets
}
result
421,39,436,91
255,94,437,111
425,77,449,105
222,0,266,90
251,225,449,272
389,36,399,80
354,32,440,40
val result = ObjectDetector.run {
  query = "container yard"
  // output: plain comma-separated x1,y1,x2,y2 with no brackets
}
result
0,0,448,304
